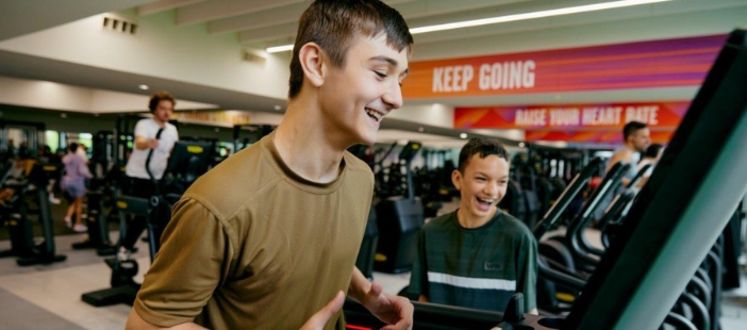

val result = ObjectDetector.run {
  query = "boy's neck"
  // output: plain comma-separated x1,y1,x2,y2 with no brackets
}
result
273,94,349,184
457,206,497,229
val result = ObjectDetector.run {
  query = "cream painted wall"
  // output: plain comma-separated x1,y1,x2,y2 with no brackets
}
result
0,76,91,111
0,75,216,113
90,89,215,113
388,103,454,128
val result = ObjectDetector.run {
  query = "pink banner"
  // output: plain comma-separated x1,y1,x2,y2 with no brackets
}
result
403,34,726,98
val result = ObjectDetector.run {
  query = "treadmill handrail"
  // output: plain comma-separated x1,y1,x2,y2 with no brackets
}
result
533,157,602,238
567,163,629,265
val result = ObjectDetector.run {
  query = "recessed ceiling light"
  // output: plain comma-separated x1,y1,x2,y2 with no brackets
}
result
267,44,294,53
138,84,149,91
409,0,672,34
264,0,671,53
519,142,526,148
459,133,468,139
418,127,425,132
273,105,283,111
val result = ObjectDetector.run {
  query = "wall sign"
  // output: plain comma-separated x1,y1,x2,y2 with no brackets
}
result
403,34,725,99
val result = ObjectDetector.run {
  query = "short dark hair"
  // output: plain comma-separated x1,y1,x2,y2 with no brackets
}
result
623,121,647,141
288,0,413,99
68,142,79,153
148,91,176,113
644,143,663,159
458,138,509,173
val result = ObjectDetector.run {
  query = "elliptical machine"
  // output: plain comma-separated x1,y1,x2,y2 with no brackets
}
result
0,159,67,266
72,131,118,256
81,136,213,307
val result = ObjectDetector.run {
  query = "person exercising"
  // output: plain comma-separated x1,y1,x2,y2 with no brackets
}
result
126,1,414,329
118,91,179,259
607,121,651,183
408,138,538,314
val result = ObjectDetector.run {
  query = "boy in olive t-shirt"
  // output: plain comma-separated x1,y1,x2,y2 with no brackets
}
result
126,1,415,329
409,138,538,314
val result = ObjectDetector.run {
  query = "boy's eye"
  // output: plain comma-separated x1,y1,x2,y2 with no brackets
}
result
374,71,387,78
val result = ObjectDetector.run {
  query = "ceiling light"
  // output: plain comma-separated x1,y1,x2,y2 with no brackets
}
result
266,44,294,53
273,105,283,111
459,133,468,139
418,127,425,132
519,142,526,148
264,0,671,53
409,0,673,34
138,84,149,91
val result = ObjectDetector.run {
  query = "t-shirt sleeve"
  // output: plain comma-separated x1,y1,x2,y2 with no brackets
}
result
134,120,149,139
133,197,231,327
408,229,428,297
516,231,538,311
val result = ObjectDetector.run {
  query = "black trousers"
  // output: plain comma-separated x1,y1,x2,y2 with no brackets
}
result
120,177,157,251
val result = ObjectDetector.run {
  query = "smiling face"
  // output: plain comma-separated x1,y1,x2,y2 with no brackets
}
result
317,33,409,146
452,154,510,224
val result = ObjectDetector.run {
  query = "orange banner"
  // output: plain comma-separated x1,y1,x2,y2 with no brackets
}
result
455,101,688,144
455,101,688,130
403,34,725,99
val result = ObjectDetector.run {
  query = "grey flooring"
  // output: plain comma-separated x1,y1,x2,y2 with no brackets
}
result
0,226,744,329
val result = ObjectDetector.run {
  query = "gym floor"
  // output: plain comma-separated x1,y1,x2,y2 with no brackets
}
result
0,231,746,329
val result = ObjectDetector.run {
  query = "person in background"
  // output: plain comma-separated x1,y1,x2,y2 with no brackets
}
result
119,91,179,259
606,121,651,184
594,121,652,221
635,143,664,189
61,142,92,232
409,138,538,314
76,143,89,163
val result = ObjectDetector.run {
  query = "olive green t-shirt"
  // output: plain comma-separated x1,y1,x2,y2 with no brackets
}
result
133,133,374,329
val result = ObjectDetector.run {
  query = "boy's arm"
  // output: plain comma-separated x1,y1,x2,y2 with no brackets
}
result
126,310,206,330
131,198,229,328
349,267,414,329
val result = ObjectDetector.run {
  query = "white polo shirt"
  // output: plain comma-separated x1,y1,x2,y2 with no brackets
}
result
125,118,179,180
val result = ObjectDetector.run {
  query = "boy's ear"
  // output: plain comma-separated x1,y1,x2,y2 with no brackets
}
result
451,169,462,191
298,42,327,88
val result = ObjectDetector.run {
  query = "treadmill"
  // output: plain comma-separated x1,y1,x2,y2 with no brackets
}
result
344,29,747,329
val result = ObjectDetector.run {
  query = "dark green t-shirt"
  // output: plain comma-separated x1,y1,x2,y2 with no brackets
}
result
409,209,537,312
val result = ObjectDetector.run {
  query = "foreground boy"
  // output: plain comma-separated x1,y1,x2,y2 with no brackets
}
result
126,1,414,329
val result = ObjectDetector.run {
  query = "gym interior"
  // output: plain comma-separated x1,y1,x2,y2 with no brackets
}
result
1,1,746,329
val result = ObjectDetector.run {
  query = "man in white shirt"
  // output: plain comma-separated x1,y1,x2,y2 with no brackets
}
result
120,91,179,256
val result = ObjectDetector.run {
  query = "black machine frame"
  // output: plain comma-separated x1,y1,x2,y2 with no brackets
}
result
564,29,747,329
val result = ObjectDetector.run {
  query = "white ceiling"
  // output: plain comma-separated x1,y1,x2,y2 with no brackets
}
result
129,0,747,57
0,0,746,142
0,0,152,41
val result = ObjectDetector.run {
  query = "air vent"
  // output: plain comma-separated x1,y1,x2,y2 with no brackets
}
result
102,16,137,35
243,50,267,64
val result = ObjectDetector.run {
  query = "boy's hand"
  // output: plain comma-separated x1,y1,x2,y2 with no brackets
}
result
361,282,413,330
300,291,345,330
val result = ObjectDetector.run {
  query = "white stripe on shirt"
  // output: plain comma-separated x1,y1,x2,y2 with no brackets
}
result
427,271,516,291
